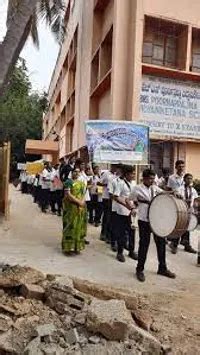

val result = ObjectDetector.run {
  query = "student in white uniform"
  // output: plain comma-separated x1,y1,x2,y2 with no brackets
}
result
99,165,116,242
20,170,28,194
167,160,185,191
170,173,197,254
41,162,52,213
108,165,124,252
114,165,138,263
129,169,176,282
168,160,185,252
88,165,103,227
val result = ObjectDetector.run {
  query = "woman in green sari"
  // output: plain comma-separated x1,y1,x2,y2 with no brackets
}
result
62,168,87,254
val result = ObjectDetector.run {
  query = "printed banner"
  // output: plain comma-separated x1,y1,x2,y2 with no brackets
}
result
140,75,200,139
85,120,149,164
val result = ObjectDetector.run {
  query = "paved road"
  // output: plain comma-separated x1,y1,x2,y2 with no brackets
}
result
0,186,199,295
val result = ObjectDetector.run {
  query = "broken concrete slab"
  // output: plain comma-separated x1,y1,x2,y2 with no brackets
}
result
87,299,134,341
24,337,42,355
0,265,45,288
0,313,13,331
20,284,45,300
33,324,56,337
65,328,79,345
129,323,162,355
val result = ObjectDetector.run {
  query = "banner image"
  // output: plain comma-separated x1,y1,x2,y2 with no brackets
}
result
85,120,149,164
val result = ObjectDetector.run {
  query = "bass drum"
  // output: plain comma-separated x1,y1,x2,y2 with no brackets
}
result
187,213,198,232
149,194,189,238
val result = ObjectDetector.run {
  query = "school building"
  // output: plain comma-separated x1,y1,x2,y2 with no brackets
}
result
43,0,200,177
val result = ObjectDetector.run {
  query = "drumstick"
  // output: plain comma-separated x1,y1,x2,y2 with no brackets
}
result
197,234,200,267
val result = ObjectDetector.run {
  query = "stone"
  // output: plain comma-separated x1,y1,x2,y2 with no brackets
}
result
88,335,101,344
33,323,56,337
46,274,56,282
0,265,45,288
128,323,162,355
74,312,86,325
86,299,134,341
132,309,152,331
78,335,88,346
162,343,173,354
0,290,5,297
0,330,19,354
24,337,42,355
0,313,13,331
40,343,64,355
20,284,45,300
65,328,79,345
72,278,138,311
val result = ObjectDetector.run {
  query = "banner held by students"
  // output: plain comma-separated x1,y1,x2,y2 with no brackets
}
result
85,120,149,164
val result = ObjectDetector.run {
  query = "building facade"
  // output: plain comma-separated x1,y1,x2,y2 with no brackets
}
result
43,0,200,177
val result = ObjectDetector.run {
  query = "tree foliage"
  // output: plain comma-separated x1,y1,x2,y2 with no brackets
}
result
0,58,48,160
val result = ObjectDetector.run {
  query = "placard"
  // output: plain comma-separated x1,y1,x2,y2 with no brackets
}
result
85,120,149,164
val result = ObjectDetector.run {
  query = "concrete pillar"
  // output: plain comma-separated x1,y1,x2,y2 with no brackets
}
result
111,0,131,120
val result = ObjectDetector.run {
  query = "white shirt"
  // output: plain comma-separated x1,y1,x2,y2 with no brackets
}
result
109,176,122,213
78,171,91,202
41,168,52,190
178,185,198,213
20,171,27,183
100,171,114,199
130,184,163,222
90,175,102,202
115,179,136,216
168,173,184,191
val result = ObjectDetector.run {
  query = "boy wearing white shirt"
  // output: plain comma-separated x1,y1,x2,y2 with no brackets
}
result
41,162,52,213
130,169,176,282
114,165,138,263
170,173,197,254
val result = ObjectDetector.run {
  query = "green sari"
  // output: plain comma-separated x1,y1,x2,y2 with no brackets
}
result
62,178,87,253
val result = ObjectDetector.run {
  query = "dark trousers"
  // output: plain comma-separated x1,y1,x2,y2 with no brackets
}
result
55,190,63,214
37,186,42,206
88,195,103,223
50,191,56,213
101,199,112,240
116,214,135,254
137,220,167,273
41,189,50,212
111,211,118,247
21,182,27,194
171,231,190,248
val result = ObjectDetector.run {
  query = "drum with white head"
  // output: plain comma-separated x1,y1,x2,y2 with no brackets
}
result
149,194,189,238
187,213,198,232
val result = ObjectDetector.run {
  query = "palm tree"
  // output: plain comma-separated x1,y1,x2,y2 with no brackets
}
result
0,0,65,94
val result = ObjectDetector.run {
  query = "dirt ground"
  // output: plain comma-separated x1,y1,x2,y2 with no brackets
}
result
0,186,200,354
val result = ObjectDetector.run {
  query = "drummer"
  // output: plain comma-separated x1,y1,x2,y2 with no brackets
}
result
127,169,176,282
169,173,197,254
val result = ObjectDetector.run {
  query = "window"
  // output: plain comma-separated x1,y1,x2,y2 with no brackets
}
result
143,17,187,70
191,28,200,73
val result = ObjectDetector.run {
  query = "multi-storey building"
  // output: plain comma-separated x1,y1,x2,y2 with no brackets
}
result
43,0,200,177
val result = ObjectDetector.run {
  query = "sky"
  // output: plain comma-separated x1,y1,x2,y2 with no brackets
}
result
0,0,59,93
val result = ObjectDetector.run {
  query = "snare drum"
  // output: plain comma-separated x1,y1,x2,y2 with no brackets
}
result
149,194,189,238
187,213,198,232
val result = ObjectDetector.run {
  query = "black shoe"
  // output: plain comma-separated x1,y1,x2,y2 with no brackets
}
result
128,252,138,261
100,234,106,241
136,271,145,282
184,245,197,254
157,269,176,279
88,220,94,225
111,245,117,252
116,254,125,263
169,243,178,254
94,222,100,227
85,240,90,245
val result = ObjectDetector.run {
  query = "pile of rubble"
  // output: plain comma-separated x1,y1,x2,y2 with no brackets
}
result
0,264,171,354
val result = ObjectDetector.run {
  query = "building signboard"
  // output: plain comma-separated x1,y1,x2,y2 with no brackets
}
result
85,120,149,164
140,75,200,139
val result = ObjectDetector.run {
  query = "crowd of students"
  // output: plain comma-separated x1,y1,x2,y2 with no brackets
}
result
19,157,198,283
